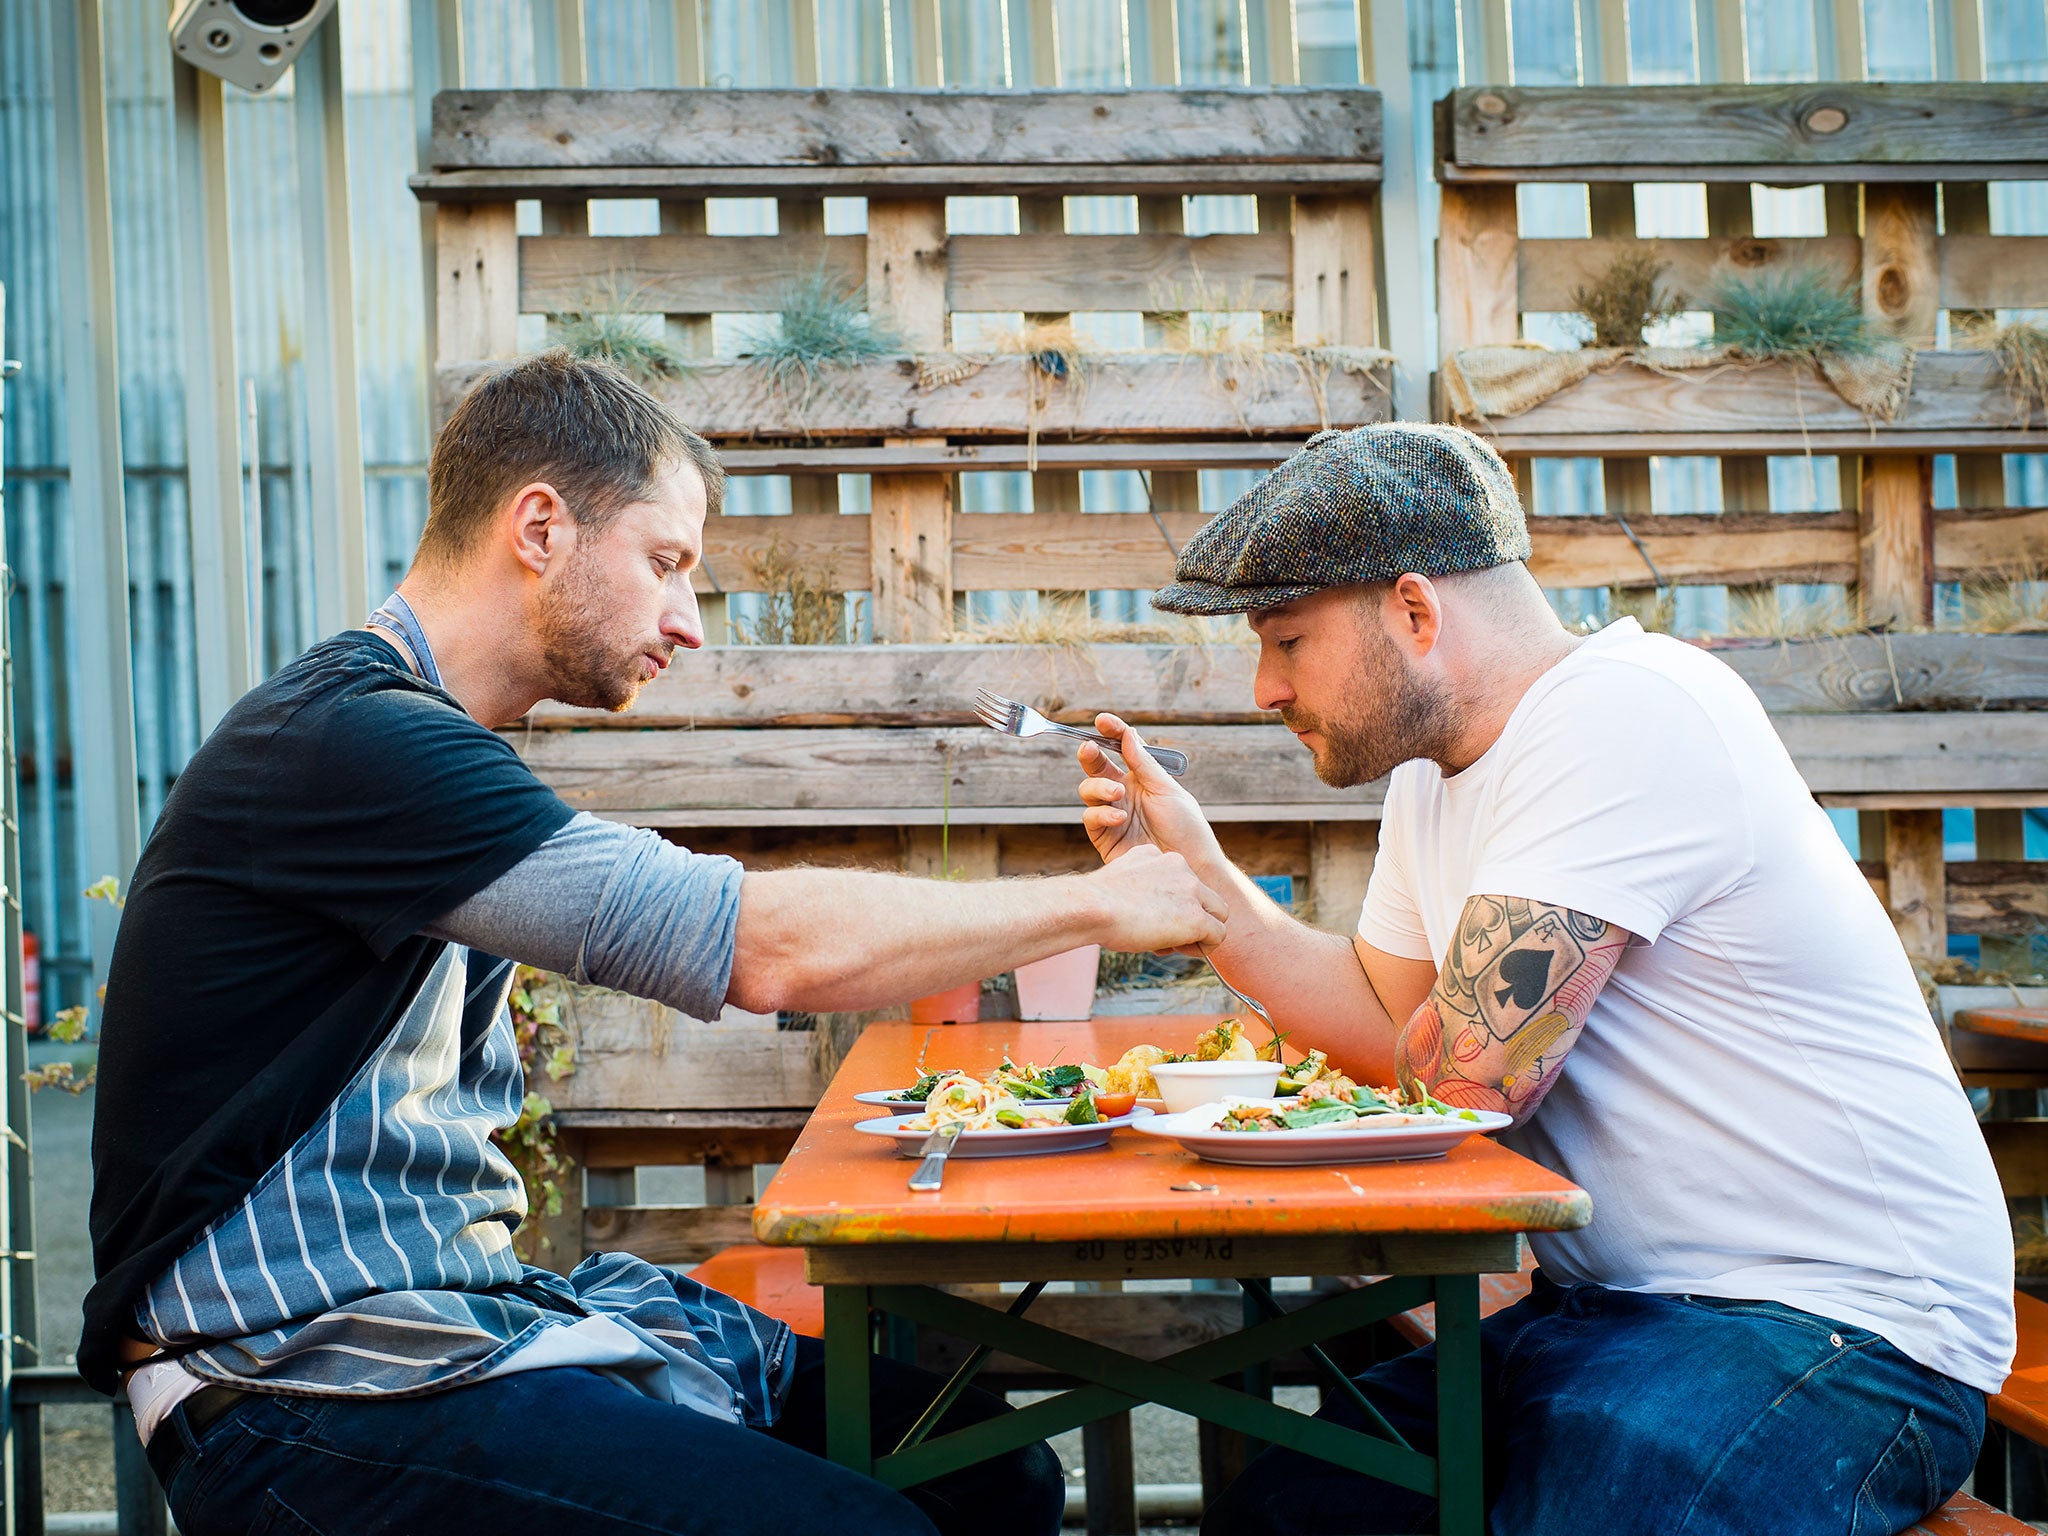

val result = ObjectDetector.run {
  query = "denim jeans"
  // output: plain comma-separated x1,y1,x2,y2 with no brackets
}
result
160,1337,1064,1536
1205,1274,1985,1536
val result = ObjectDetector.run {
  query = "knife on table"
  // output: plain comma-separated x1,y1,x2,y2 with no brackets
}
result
908,1120,964,1192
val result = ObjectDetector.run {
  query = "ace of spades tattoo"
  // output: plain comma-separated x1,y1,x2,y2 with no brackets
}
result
1470,912,1586,1047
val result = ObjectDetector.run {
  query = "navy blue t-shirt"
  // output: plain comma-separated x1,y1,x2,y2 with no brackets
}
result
82,631,574,1392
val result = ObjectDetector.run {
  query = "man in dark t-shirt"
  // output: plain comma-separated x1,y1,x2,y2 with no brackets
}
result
90,351,1227,1536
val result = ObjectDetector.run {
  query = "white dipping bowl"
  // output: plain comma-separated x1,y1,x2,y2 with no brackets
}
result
1148,1060,1283,1115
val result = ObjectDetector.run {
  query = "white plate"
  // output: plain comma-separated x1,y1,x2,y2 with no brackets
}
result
853,1090,936,1112
1131,1098,1512,1166
856,1108,1151,1158
853,1090,1171,1115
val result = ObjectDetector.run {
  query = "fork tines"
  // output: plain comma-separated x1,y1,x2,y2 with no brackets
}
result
973,688,1025,734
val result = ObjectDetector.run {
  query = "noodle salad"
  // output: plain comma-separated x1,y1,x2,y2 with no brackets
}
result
900,1070,1111,1132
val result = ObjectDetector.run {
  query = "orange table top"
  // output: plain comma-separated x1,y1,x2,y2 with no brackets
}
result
754,1018,1592,1249
1952,1008,2048,1046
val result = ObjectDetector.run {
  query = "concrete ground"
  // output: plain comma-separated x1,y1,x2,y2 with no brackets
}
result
23,1044,114,1513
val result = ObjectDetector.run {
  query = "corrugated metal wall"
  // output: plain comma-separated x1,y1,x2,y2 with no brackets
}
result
0,0,2044,1005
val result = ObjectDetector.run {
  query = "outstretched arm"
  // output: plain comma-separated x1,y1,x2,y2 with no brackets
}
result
1393,894,1630,1122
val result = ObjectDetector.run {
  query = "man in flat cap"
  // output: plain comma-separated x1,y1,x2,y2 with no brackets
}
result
1074,423,2012,1534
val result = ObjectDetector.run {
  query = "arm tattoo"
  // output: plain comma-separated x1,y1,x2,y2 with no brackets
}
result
1393,895,1630,1124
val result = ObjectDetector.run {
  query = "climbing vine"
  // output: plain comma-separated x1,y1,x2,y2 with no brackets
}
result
498,966,579,1258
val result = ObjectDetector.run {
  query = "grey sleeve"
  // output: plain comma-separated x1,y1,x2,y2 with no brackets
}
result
422,812,745,1021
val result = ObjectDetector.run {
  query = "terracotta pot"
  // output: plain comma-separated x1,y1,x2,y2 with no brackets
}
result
1013,945,1102,1022
909,980,982,1024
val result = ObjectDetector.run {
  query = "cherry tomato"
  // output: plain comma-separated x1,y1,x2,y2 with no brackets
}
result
1091,1092,1138,1119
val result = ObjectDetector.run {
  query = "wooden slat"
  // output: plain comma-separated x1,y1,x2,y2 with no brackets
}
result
1940,234,2048,310
1947,861,2048,938
1436,184,1518,358
1866,185,1940,346
527,643,1271,729
1440,84,2048,176
584,1204,760,1266
1701,633,2048,714
521,634,2048,730
514,723,1386,824
719,441,1304,474
870,467,953,641
1984,1120,2048,1198
508,712,2048,827
1860,454,1933,628
1934,504,2048,576
520,233,862,313
999,821,1310,878
948,232,1289,314
429,87,1382,174
1290,197,1377,348
1528,512,1856,588
1788,713,2048,802
866,199,949,353
437,353,1392,440
552,993,828,1111
416,164,1385,202
565,1114,808,1169
696,512,868,595
951,511,1205,589
1309,823,1378,933
1515,236,1859,311
435,202,518,361
1473,351,2042,450
1884,807,1949,962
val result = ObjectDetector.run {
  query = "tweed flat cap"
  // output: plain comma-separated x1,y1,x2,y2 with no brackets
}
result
1153,423,1531,615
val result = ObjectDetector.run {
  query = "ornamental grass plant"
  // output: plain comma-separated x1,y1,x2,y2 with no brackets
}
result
739,269,901,421
1703,268,1877,364
551,306,694,386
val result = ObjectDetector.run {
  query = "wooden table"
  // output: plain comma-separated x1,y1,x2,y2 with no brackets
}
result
755,1018,1591,1535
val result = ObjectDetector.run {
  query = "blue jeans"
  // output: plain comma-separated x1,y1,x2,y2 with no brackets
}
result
1205,1274,1985,1536
160,1337,1063,1536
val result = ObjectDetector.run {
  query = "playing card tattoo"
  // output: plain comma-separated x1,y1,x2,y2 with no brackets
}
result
1394,895,1630,1123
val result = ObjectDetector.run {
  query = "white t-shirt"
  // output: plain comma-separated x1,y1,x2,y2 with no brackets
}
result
1358,618,2015,1394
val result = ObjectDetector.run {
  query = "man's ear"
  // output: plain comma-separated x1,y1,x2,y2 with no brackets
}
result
505,483,569,578
1388,572,1445,654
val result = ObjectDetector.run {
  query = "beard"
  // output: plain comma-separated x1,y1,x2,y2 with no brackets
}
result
1280,621,1454,788
535,547,664,713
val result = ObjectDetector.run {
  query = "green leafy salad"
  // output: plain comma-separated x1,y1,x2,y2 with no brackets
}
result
1214,1083,1483,1133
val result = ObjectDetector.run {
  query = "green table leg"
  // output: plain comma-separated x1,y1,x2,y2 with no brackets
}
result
1241,1279,1273,1459
825,1284,874,1477
1433,1274,1484,1536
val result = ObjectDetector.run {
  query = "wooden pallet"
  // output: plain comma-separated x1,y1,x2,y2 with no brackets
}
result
414,85,1393,647
1434,82,2048,635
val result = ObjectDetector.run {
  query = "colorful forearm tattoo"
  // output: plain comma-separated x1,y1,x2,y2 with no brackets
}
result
1392,895,1629,1121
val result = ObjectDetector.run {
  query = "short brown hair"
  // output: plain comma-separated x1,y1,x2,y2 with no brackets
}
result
420,349,724,566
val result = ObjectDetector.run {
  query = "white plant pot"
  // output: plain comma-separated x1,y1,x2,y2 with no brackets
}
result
1014,945,1101,1022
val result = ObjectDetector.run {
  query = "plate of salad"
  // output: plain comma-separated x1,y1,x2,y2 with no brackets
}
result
856,1061,1153,1118
857,1023,1306,1117
856,1071,1149,1159
1132,1083,1511,1166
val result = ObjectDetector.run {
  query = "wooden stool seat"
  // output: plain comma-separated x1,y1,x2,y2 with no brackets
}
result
1992,1291,2048,1447
1909,1493,2036,1532
1388,1251,1539,1349
688,1243,823,1338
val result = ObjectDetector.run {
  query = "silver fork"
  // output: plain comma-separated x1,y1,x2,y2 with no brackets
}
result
973,688,1189,777
1210,966,1281,1049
